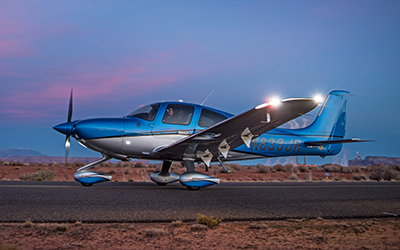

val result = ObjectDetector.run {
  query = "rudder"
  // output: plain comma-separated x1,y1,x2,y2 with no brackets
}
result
301,90,350,139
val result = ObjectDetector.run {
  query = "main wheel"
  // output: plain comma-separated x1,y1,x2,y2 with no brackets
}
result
186,186,201,191
156,182,167,186
81,183,93,187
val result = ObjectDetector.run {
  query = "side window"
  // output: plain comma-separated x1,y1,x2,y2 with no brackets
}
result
162,104,194,125
198,109,228,127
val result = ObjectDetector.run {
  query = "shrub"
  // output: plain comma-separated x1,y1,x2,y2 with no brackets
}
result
273,164,286,172
170,166,182,175
284,164,296,173
369,171,383,181
55,224,70,232
171,220,183,227
322,164,343,173
171,162,184,168
74,221,83,227
100,162,112,168
191,224,208,231
227,163,242,172
145,228,168,237
303,173,312,181
369,168,399,181
210,167,225,175
343,166,361,173
0,241,18,250
287,174,298,181
365,164,385,172
353,174,369,181
19,170,54,181
134,161,145,168
389,164,400,171
297,165,309,172
196,213,222,228
72,161,86,167
24,219,33,228
382,169,399,181
288,164,300,173
106,170,116,175
256,164,271,173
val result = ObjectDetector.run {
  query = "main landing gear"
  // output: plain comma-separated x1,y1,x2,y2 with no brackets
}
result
150,160,220,190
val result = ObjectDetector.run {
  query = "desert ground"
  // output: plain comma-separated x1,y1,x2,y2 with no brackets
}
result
1,218,399,249
1,162,399,249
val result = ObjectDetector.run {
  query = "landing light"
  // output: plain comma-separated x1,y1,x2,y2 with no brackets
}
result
269,98,281,106
256,98,281,109
314,95,324,104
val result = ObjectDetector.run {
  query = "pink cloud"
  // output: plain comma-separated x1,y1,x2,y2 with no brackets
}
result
0,62,182,121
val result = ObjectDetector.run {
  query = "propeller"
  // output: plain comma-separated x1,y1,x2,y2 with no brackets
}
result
65,88,73,163
53,88,74,164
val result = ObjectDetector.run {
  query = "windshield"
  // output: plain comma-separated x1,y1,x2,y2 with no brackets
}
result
127,103,160,121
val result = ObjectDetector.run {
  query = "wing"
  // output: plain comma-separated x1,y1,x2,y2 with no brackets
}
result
154,98,318,165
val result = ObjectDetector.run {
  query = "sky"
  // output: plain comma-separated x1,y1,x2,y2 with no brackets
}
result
1,0,400,165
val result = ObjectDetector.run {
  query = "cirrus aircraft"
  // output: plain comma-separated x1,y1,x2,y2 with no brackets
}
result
53,90,368,190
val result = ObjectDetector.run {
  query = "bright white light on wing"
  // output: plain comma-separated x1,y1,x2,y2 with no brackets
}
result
313,94,324,104
269,98,281,106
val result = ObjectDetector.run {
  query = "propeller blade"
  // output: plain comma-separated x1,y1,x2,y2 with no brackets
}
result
65,136,70,163
67,88,73,123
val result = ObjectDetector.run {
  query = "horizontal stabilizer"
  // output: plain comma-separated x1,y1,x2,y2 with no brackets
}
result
305,138,372,146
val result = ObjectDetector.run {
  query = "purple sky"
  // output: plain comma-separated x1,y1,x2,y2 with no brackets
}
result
1,1,400,165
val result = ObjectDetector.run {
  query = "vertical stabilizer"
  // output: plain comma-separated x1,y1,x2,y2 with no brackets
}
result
301,90,350,139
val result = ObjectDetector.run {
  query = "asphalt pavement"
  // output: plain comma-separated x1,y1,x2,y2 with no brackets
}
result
1,181,399,223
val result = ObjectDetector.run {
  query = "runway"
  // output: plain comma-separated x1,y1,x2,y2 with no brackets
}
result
1,181,399,223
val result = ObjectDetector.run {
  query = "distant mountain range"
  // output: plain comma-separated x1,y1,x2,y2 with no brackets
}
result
348,156,400,167
0,148,100,164
0,148,48,157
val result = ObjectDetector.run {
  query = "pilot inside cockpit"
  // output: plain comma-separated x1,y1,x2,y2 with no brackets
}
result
162,104,194,125
164,107,177,122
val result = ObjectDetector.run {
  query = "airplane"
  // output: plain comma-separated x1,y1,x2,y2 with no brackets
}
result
53,90,369,190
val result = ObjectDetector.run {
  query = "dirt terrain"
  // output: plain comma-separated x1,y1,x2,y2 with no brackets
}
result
1,164,399,249
1,218,399,249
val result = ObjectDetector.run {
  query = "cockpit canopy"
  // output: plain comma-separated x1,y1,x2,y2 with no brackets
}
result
127,103,160,121
127,102,231,128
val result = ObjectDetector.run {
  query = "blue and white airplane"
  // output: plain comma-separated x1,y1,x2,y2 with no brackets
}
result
53,90,367,190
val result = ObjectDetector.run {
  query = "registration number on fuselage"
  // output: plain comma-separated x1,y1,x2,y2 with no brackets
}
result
250,137,302,152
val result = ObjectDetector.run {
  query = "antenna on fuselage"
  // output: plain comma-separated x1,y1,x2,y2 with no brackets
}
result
200,89,215,106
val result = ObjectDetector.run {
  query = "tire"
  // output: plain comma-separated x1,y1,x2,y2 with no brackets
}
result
81,183,93,187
